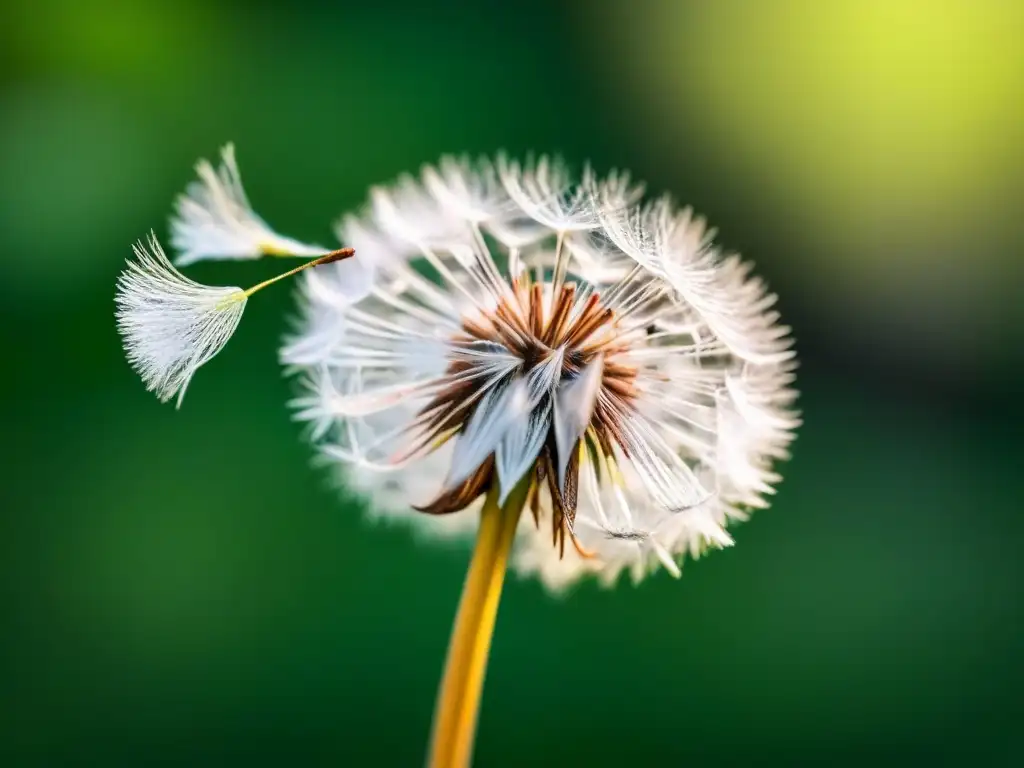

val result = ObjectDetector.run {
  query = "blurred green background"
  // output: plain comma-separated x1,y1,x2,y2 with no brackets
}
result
2,0,1021,765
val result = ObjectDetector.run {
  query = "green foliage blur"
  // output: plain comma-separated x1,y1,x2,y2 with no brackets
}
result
1,0,1020,765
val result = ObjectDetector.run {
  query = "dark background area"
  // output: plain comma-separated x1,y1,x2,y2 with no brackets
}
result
1,0,1021,765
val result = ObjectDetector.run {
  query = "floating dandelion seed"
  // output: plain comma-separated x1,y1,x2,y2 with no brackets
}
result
115,233,247,407
171,143,327,265
116,145,799,768
115,232,353,407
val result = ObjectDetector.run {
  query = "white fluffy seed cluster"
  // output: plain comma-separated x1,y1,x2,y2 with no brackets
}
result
281,154,800,590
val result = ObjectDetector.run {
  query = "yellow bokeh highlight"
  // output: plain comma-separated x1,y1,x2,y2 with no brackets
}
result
596,0,1023,348
669,1,1020,220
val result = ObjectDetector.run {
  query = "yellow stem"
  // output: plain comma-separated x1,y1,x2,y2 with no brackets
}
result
427,481,528,768
242,247,354,298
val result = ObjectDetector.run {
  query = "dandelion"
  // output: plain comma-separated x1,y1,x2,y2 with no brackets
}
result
116,147,799,768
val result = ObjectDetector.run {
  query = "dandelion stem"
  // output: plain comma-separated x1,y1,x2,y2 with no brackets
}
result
242,247,354,298
427,479,529,768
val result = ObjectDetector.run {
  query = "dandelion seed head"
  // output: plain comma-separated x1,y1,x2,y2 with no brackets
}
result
283,153,799,588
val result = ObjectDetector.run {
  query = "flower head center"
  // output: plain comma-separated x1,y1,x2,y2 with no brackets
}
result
414,275,640,558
